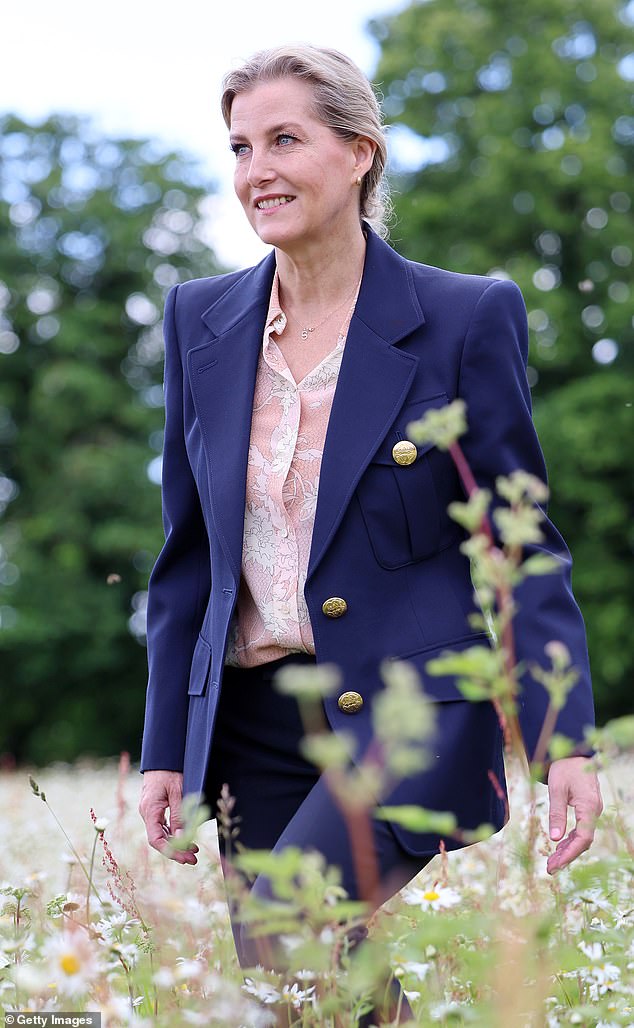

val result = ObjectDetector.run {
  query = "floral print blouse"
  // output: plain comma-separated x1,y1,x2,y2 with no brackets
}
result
224,270,357,668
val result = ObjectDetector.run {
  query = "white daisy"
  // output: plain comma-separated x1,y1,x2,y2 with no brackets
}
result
243,977,281,1004
429,999,465,1020
590,963,621,994
281,981,316,1009
395,960,431,981
578,940,603,962
43,928,102,997
402,885,461,910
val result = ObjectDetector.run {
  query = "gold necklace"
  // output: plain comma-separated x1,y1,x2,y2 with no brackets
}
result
286,277,362,341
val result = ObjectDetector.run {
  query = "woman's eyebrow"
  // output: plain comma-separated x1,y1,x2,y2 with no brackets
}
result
229,122,304,144
268,122,303,135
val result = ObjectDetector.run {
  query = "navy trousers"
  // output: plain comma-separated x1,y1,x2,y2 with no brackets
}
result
205,653,430,991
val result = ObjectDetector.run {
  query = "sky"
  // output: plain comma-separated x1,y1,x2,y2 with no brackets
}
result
1,0,410,268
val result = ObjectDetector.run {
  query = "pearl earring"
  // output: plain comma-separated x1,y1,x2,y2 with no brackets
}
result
355,175,362,186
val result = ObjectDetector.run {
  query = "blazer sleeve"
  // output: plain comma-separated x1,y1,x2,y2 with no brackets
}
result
140,284,211,772
457,278,595,762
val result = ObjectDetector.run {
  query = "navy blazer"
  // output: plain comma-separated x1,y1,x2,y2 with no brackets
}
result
140,227,595,856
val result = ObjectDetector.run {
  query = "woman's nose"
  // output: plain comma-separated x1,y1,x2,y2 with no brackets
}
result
246,149,275,187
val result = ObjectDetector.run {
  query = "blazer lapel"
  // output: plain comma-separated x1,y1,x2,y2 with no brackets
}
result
186,230,426,588
187,253,276,584
306,231,425,581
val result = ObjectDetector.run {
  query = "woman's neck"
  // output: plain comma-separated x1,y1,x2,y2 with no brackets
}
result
275,226,367,315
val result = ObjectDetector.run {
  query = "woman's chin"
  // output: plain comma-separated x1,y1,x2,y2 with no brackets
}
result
248,214,304,250
252,225,295,249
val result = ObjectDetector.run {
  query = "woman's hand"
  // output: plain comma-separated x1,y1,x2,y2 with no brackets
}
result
546,756,603,874
138,769,199,865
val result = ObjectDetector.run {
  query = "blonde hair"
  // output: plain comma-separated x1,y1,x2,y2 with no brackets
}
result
221,44,391,239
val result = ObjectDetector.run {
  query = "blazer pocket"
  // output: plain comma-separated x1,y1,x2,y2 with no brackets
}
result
387,632,493,703
188,634,212,696
356,393,448,569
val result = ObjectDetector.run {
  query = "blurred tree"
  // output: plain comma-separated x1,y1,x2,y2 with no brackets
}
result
371,0,633,719
0,114,224,764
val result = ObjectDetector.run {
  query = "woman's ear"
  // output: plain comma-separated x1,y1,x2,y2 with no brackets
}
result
352,136,377,179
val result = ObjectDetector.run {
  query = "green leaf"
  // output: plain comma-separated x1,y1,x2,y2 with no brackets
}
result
587,715,634,752
521,554,560,576
426,646,499,680
375,805,457,835
457,680,491,702
461,823,497,844
547,733,576,761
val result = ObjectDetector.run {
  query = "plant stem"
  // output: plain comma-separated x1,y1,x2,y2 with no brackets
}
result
86,829,100,922
449,440,494,543
449,441,527,768
39,793,103,905
532,701,558,768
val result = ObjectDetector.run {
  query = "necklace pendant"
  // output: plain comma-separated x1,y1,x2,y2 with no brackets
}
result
301,328,310,340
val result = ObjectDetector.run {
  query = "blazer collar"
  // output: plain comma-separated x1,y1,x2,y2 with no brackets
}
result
199,224,425,345
355,225,425,343
200,250,276,337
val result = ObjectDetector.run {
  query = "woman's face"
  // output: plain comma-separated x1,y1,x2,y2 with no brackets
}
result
229,77,372,253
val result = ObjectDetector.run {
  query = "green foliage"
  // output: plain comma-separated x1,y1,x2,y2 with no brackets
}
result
374,804,458,834
535,373,633,721
370,0,633,720
0,114,224,763
406,395,467,448
374,659,437,777
588,713,634,751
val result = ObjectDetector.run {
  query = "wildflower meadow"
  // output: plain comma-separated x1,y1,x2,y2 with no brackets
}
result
0,746,632,1026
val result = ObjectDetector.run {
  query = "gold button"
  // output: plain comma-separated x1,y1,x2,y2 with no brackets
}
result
392,440,418,466
338,691,364,714
322,597,348,618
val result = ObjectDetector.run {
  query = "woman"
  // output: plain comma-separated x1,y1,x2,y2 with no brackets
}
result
139,43,601,987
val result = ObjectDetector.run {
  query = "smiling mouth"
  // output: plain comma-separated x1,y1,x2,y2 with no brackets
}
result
256,196,295,210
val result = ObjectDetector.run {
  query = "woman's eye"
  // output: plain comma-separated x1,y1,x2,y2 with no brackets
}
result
277,134,297,146
231,143,250,157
